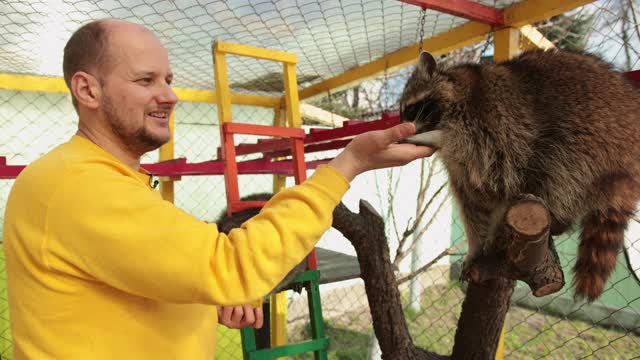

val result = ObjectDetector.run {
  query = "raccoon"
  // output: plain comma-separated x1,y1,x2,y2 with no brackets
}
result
399,49,640,301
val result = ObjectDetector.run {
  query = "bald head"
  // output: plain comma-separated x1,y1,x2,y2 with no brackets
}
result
63,19,157,110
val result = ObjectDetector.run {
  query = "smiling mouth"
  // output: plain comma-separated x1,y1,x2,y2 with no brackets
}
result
147,111,170,122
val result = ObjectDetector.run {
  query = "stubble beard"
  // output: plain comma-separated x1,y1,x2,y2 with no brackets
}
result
101,91,168,156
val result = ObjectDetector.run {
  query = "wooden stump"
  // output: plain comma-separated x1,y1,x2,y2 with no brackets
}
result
464,196,565,297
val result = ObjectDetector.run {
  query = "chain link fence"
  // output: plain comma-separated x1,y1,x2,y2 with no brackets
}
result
2,0,640,359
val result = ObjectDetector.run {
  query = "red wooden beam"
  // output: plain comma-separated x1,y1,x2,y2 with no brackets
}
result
223,122,305,138
140,157,331,177
0,114,400,179
398,0,505,27
624,70,640,86
0,156,331,179
0,157,25,179
268,139,353,159
232,113,401,157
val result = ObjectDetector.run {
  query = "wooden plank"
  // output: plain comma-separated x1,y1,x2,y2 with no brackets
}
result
298,0,595,101
504,0,596,28
0,73,280,108
158,112,176,202
283,63,301,128
298,21,491,100
397,0,504,26
223,122,305,138
520,24,556,50
215,41,297,64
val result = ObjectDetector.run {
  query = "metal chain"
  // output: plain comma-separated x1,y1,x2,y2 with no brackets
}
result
478,33,493,61
418,8,427,54
381,60,389,112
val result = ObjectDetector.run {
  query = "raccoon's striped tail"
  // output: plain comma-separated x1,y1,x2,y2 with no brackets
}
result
573,208,632,302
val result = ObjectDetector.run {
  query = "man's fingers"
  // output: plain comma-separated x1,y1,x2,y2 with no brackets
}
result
218,305,267,329
384,122,417,144
253,307,264,329
241,304,255,327
398,143,435,159
230,305,244,324
220,306,233,325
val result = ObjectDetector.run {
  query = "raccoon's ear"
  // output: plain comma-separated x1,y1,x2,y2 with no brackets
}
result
417,51,437,78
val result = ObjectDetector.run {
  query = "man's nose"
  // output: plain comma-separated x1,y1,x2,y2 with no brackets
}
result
157,84,178,104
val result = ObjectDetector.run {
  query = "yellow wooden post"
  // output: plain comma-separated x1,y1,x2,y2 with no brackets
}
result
158,112,176,202
495,323,507,359
283,63,301,128
492,26,520,360
270,54,303,354
494,27,521,63
270,108,288,355
213,43,233,125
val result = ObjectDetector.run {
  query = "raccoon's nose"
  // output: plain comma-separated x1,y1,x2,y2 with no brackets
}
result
399,102,422,124
399,107,415,123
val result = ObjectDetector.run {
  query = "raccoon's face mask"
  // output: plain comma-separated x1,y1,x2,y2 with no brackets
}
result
399,51,444,134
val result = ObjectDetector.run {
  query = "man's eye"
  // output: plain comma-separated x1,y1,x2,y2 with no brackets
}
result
137,78,152,84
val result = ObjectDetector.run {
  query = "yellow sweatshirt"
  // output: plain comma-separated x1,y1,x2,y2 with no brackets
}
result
3,135,350,359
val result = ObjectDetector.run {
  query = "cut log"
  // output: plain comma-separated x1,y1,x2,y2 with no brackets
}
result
464,196,565,297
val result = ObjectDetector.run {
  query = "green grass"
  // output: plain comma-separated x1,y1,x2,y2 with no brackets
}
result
288,318,371,359
412,284,640,358
287,283,640,359
504,304,639,359
1,247,13,360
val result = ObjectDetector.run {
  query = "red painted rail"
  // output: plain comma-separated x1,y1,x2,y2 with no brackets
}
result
398,0,504,27
0,113,400,179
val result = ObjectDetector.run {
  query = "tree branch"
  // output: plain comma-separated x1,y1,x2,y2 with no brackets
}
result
403,195,451,259
397,241,465,285
333,201,447,360
451,195,565,359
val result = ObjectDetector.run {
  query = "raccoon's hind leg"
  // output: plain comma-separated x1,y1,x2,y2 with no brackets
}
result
457,199,497,276
574,173,639,302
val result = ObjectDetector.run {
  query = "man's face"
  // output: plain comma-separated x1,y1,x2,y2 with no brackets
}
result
97,28,178,155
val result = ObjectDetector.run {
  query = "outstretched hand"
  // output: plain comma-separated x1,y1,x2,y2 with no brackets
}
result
217,304,264,329
328,122,435,181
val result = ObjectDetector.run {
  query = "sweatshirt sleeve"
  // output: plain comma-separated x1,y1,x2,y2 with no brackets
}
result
43,164,350,305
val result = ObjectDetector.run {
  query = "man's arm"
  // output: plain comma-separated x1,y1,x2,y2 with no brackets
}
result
43,123,432,306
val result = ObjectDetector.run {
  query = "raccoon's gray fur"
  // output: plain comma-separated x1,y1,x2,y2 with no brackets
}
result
399,49,640,301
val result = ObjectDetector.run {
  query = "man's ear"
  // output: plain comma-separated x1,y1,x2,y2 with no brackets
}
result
70,71,101,109
417,51,437,78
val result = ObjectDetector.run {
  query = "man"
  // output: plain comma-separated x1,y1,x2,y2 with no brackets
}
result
3,19,433,359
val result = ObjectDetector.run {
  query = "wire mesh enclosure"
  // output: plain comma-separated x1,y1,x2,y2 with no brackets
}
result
1,0,640,359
